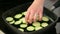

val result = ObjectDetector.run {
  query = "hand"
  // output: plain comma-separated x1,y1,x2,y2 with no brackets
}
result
25,0,44,24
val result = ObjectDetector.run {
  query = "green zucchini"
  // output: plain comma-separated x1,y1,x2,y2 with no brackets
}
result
22,12,26,15
6,17,13,22
35,26,43,31
42,16,49,21
14,14,22,19
14,20,21,25
9,20,15,24
18,28,24,32
20,24,27,28
41,23,48,27
27,26,34,31
20,18,27,24
32,22,40,27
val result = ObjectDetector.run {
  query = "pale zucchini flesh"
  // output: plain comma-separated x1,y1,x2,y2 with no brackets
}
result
14,14,22,19
18,28,24,32
42,16,49,21
20,24,27,28
14,20,22,25
27,26,34,31
35,26,43,31
6,17,13,22
9,20,15,24
22,12,26,15
41,23,48,27
32,22,40,27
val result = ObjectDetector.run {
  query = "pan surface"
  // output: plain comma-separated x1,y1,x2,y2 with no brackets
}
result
2,2,58,34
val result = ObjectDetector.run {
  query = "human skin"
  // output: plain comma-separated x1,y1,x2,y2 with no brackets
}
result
25,0,44,23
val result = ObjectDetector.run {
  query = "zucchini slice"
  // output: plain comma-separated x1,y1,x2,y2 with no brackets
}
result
27,26,34,31
14,20,21,25
32,22,40,27
14,14,22,19
41,23,48,27
22,12,26,15
6,17,13,22
42,16,49,21
20,24,27,28
9,20,15,24
18,28,24,32
35,26,43,31
20,18,27,24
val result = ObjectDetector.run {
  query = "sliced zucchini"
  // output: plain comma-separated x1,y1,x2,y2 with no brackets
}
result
18,28,24,32
27,26,34,31
14,20,21,25
19,18,24,21
42,16,49,21
6,17,13,22
20,24,27,28
23,19,27,23
32,22,40,27
35,26,43,31
41,23,48,27
20,18,27,24
14,14,22,19
9,20,15,24
22,12,26,15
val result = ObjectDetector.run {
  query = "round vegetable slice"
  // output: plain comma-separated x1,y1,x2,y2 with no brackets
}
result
35,26,43,31
19,18,24,21
6,17,13,22
32,22,40,27
20,18,27,24
18,28,24,32
14,14,22,19
22,12,26,15
9,20,15,24
22,19,27,23
42,16,49,21
14,20,21,25
41,23,48,27
27,26,34,31
20,24,27,28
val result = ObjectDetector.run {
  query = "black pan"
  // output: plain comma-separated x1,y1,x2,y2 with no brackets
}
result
2,2,60,34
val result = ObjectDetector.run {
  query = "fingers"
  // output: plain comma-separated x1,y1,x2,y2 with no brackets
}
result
38,8,43,21
25,0,44,23
25,8,43,24
33,14,36,22
33,11,38,22
25,9,35,24
25,11,30,22
28,10,35,24
25,10,43,24
39,12,43,21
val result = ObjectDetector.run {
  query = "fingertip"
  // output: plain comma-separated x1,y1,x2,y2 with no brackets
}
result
29,22,32,24
38,13,43,21
25,17,28,23
39,18,42,21
25,11,30,23
27,20,32,24
38,14,43,21
33,17,36,22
